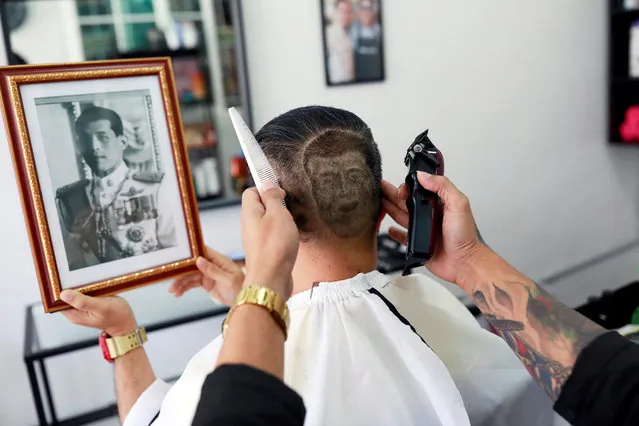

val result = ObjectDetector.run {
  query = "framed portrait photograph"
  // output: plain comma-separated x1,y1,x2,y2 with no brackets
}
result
320,0,385,86
0,58,204,312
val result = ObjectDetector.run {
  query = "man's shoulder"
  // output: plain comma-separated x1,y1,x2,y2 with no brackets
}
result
385,272,456,296
56,179,90,199
131,171,165,184
382,273,478,325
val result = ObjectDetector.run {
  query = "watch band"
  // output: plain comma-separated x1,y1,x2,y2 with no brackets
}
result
100,328,147,362
222,286,289,339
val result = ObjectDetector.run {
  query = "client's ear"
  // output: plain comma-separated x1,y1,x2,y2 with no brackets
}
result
376,183,386,232
376,209,386,232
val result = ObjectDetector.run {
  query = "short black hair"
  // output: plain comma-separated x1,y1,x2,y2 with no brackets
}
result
75,106,124,138
256,106,382,241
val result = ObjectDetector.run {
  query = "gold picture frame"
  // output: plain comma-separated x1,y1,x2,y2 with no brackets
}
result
0,58,204,313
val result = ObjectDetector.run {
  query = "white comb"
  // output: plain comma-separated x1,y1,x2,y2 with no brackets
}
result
228,108,283,199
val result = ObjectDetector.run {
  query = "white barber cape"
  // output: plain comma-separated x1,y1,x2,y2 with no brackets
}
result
126,271,555,426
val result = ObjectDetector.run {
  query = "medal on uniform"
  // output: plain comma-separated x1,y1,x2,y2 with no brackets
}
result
95,207,112,260
120,246,135,257
91,175,130,261
126,225,145,243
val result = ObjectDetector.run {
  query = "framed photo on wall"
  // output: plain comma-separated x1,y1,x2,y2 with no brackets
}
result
0,6,8,67
320,0,385,86
0,58,204,312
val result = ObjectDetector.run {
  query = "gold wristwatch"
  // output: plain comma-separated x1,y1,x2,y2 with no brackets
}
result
99,327,147,363
223,286,290,339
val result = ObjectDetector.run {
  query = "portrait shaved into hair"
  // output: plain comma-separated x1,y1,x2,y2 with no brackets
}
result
304,135,377,238
256,106,382,241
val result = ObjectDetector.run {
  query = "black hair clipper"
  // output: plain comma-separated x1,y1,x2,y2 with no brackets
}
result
403,130,444,275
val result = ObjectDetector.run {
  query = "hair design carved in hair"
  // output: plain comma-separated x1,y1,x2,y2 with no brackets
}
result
255,106,382,241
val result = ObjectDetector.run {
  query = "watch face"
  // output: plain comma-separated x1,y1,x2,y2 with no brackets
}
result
98,333,114,363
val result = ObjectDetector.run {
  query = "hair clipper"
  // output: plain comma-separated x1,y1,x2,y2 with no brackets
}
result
403,130,444,275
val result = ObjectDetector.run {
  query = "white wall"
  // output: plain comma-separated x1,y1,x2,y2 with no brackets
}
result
1,1,639,425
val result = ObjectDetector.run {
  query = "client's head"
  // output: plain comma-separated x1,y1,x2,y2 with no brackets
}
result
256,106,382,244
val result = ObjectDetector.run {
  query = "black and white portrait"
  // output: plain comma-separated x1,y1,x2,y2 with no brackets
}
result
34,91,176,273
21,75,192,289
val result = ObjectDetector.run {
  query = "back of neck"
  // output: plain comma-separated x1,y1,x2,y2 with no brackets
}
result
292,237,377,295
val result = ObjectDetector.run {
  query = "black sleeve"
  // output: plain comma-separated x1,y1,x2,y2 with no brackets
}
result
554,331,639,426
191,364,306,426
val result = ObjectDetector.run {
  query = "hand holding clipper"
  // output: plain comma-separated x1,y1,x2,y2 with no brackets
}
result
403,130,444,275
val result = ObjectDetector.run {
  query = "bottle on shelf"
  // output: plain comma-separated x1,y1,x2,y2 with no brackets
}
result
619,105,639,143
625,0,639,11
192,70,207,100
202,157,221,196
230,151,250,195
630,20,639,77
193,163,209,199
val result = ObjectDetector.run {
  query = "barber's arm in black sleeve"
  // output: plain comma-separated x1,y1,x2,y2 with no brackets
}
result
555,331,639,426
191,183,304,426
192,364,305,426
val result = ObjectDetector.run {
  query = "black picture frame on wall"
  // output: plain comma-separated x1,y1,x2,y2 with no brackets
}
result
320,0,385,87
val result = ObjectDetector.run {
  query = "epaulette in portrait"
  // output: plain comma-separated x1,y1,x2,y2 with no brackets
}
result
131,171,165,184
55,179,90,199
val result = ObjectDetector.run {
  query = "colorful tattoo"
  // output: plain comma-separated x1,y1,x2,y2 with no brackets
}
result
473,282,605,401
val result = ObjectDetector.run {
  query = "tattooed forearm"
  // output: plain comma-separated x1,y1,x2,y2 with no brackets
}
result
472,281,606,401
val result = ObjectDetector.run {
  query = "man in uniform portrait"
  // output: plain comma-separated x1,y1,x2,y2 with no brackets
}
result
56,106,177,271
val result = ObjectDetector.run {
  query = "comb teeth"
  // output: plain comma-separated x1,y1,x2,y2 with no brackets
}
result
257,169,285,205
257,168,279,187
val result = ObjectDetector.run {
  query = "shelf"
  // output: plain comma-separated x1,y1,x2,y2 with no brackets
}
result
118,48,204,59
612,8,639,17
610,139,639,145
611,77,639,84
198,197,241,211
180,99,214,106
187,144,216,150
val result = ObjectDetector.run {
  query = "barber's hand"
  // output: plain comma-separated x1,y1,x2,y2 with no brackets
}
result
241,180,299,302
381,172,485,285
169,246,244,306
59,291,137,337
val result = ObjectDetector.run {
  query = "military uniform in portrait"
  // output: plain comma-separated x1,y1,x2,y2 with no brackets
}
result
56,162,177,270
